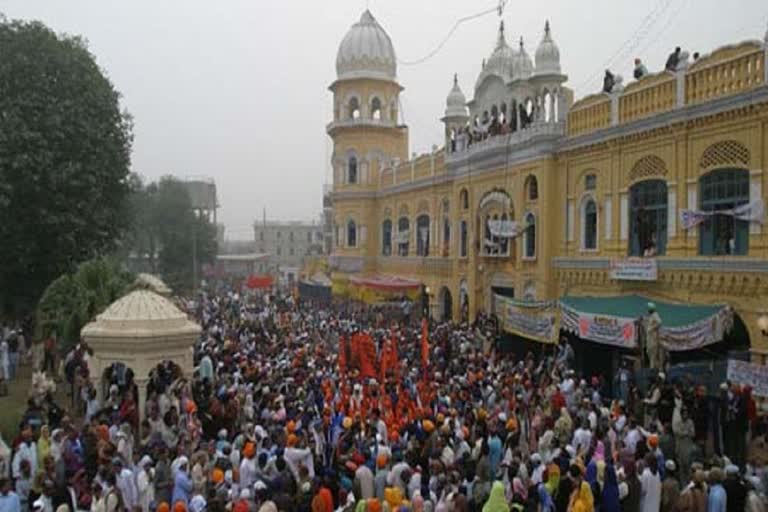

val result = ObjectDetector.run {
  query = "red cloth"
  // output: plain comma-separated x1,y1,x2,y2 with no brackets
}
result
246,274,273,289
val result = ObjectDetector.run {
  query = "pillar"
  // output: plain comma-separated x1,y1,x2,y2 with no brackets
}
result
136,378,148,437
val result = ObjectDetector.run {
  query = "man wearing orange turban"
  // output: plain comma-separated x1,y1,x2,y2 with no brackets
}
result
156,503,170,512
173,501,186,512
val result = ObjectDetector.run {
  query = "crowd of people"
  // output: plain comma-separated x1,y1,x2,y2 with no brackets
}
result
0,289,766,512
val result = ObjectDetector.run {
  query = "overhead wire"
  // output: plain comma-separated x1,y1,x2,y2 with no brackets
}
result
398,2,502,66
574,0,675,92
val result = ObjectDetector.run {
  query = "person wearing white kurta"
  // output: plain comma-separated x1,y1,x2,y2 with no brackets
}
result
640,464,662,512
136,456,155,512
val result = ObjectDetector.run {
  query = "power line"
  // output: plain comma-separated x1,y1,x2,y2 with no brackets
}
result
574,0,675,92
398,2,501,66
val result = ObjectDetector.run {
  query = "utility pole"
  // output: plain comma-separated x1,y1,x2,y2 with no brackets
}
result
192,213,199,292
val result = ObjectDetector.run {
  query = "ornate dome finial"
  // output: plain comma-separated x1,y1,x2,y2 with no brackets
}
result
445,74,468,119
454,72,458,86
520,36,525,50
534,19,561,75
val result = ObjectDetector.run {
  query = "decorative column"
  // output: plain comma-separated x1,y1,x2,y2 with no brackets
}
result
135,379,148,437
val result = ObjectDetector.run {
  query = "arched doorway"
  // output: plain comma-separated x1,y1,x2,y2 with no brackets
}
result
439,287,453,322
459,279,469,323
101,362,139,430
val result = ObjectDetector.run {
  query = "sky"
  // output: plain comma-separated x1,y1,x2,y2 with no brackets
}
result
2,0,766,240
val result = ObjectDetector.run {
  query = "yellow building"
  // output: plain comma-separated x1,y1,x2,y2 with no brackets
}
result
328,10,768,360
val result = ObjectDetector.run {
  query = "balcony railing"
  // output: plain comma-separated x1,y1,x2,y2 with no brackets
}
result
568,40,766,137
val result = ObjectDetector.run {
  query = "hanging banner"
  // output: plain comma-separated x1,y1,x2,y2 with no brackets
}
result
488,219,522,238
727,359,768,397
419,227,429,242
609,258,658,281
560,303,637,348
495,295,559,344
679,199,765,230
395,231,410,244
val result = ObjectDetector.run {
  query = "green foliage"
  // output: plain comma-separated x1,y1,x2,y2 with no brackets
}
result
0,19,133,316
36,258,134,349
122,176,218,293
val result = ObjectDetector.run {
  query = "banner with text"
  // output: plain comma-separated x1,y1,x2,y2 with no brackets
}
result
609,258,658,281
495,295,559,344
488,220,523,238
560,303,638,348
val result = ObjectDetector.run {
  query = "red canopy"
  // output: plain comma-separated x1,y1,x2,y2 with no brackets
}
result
246,274,273,289
349,275,421,291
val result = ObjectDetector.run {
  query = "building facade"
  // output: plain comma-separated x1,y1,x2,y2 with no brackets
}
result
328,10,768,356
254,221,324,283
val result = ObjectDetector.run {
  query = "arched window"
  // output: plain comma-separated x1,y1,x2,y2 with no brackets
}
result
483,214,493,255
371,97,382,120
460,189,469,210
381,219,393,256
397,217,410,256
699,169,749,255
582,199,598,250
348,156,358,184
524,212,536,258
525,175,539,200
585,174,597,190
544,91,553,122
348,97,361,119
416,215,430,257
491,105,499,120
460,220,468,257
347,220,357,248
629,179,668,256
500,103,507,124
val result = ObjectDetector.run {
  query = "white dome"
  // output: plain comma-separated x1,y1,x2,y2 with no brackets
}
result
534,21,561,75
336,10,397,81
445,74,468,118
475,21,516,88
81,290,200,338
513,36,534,79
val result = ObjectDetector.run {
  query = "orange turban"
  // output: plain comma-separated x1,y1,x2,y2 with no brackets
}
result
157,503,170,512
422,420,435,433
648,435,659,448
367,498,381,512
243,442,255,458
173,501,186,512
211,468,224,484
286,434,298,447
185,401,197,414
286,420,296,433
342,417,353,429
96,425,110,442
376,454,388,469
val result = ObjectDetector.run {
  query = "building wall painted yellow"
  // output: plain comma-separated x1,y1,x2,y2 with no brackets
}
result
328,37,768,353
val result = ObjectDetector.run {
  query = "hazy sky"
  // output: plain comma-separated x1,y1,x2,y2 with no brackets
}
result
3,0,766,239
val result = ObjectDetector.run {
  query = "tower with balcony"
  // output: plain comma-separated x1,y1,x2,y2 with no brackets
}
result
327,10,409,270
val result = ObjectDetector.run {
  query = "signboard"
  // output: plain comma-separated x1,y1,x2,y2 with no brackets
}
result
495,295,559,344
560,305,637,348
727,360,768,397
609,258,658,281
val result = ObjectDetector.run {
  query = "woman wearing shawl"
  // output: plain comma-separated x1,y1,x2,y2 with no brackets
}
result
483,481,510,512
567,480,594,512
37,425,51,465
553,409,572,447
600,461,621,512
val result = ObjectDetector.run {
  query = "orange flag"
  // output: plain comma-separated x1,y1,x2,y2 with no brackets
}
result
338,335,347,379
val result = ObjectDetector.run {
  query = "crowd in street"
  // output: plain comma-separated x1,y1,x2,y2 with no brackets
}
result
0,289,767,512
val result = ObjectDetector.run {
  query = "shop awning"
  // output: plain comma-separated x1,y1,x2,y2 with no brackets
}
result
560,295,733,351
349,275,422,291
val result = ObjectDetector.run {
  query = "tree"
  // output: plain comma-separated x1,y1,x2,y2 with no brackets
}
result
122,176,217,293
0,19,133,316
36,258,134,349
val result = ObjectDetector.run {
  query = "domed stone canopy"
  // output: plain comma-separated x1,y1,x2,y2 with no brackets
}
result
475,21,517,89
81,290,200,425
336,10,397,81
